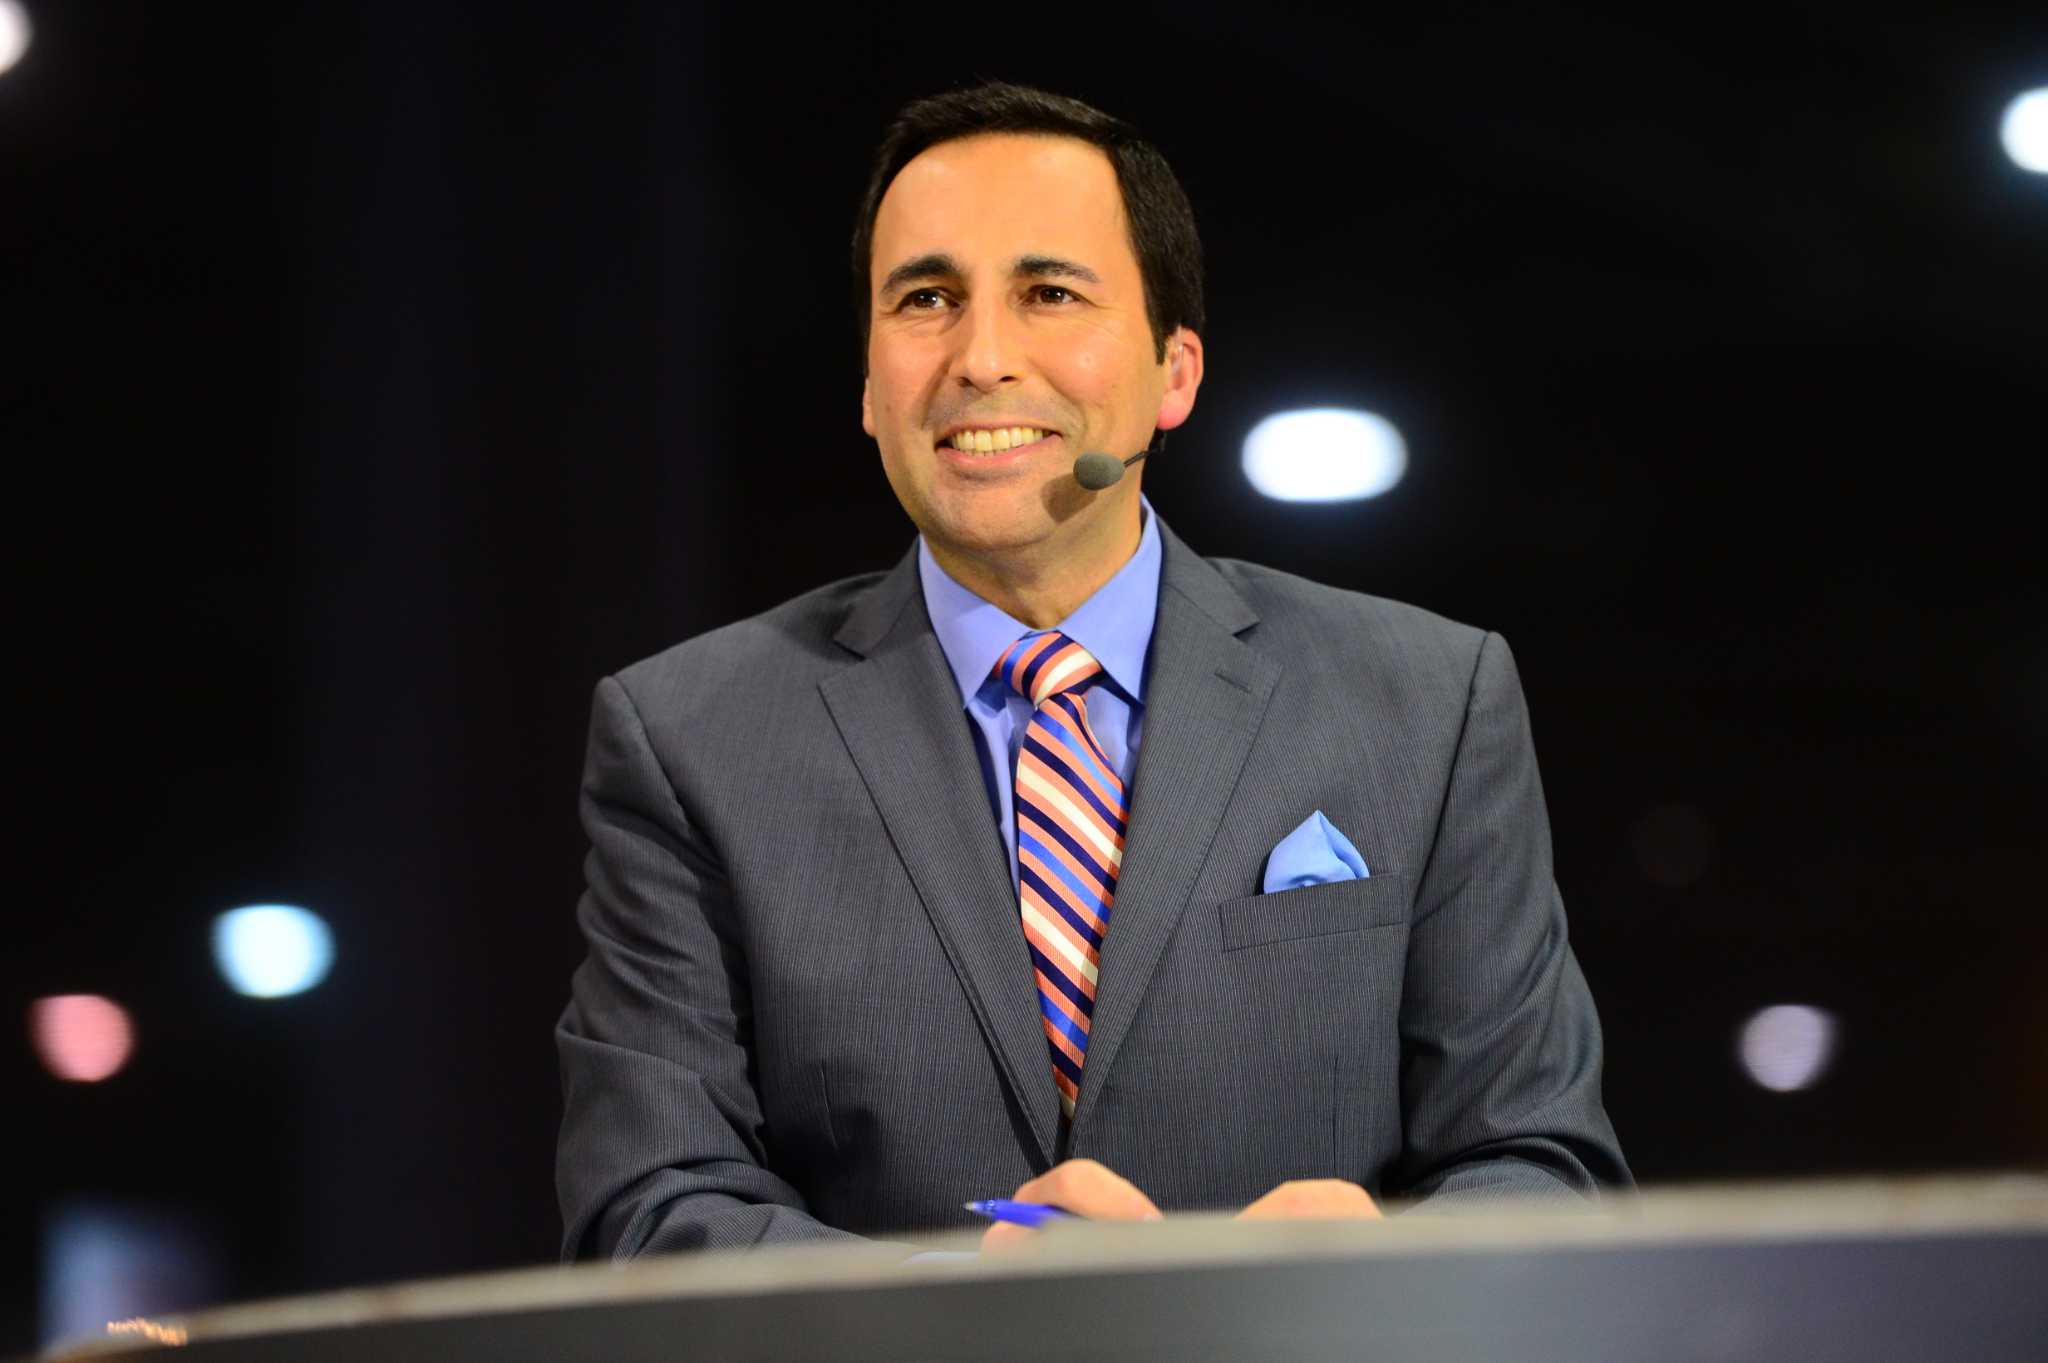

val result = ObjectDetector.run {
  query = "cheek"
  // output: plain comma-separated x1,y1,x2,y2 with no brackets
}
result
864,383,904,429
869,349,936,420
1059,334,1125,395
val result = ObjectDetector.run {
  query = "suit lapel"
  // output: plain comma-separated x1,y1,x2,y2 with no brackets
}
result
817,548,1062,1165
1070,524,1279,1131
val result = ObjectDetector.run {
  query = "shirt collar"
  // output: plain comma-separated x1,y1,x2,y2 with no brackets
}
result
918,497,1162,708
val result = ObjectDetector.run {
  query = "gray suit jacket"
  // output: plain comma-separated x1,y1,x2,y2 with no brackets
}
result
556,523,1630,1258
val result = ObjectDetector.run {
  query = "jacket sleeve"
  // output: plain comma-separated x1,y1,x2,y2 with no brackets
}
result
555,674,866,1257
1388,631,1634,1211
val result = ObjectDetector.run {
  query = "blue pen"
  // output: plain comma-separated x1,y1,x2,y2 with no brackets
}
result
963,1198,1078,1228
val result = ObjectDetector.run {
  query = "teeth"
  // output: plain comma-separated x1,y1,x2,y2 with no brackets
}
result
949,427,1048,452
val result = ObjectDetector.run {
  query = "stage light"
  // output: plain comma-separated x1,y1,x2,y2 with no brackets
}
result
211,904,334,998
1737,1004,1838,1093
41,1201,218,1352
1242,407,1408,503
0,1,30,77
2002,88,2048,173
30,995,136,1083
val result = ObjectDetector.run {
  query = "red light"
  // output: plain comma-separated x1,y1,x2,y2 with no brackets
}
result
30,995,136,1082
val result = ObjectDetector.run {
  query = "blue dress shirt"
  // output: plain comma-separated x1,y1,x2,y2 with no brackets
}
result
917,500,1162,887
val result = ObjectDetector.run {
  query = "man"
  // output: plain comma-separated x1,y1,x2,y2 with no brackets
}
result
556,82,1630,1259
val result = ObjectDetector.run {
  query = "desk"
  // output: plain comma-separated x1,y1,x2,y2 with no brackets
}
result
44,1174,2048,1362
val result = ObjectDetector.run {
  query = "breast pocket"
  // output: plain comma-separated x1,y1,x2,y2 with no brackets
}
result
1215,874,1408,952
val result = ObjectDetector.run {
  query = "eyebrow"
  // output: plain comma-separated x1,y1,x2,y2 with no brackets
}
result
878,252,1104,300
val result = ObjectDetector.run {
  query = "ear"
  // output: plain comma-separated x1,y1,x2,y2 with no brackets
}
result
861,373,875,438
1153,327,1205,433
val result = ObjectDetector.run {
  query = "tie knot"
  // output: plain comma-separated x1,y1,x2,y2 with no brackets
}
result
994,631,1105,706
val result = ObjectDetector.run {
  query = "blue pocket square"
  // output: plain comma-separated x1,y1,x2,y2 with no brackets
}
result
1262,810,1369,893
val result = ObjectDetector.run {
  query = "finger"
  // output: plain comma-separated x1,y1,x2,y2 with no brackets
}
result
1012,1158,1163,1221
980,1220,1040,1255
1237,1179,1382,1220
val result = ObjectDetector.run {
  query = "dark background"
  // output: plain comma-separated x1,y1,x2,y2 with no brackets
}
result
6,2,2045,1352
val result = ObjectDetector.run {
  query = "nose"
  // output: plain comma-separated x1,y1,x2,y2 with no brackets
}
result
947,294,1025,393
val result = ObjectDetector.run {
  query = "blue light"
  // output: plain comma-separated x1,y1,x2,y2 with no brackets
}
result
1241,407,1408,503
41,1200,218,1352
211,904,335,999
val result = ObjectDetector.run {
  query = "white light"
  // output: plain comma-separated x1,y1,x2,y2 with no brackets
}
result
0,1,31,78
1241,407,1408,503
2002,89,2048,174
211,904,335,999
1737,1004,1838,1092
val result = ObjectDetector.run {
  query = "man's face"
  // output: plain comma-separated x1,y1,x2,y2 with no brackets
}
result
862,133,1199,565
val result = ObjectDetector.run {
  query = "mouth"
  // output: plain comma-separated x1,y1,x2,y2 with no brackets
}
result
936,425,1059,457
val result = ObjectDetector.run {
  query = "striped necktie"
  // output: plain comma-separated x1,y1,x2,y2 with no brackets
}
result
994,631,1126,1120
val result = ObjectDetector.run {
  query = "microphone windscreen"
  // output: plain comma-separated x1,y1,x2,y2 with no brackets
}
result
1072,452,1125,490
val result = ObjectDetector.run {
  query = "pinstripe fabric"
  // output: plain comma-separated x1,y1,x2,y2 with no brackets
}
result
994,632,1125,1119
556,519,1633,1258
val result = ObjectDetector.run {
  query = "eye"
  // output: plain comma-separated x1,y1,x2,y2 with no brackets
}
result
900,287,949,311
1031,284,1078,305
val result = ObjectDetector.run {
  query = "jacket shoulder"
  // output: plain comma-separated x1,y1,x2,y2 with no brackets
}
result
1198,555,1503,742
1205,556,1489,659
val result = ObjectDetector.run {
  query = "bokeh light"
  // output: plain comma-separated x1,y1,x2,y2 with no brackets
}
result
1242,407,1408,503
30,995,136,1083
1738,1004,1839,1092
41,1201,218,1352
2000,88,2048,174
0,1,30,77
211,904,335,998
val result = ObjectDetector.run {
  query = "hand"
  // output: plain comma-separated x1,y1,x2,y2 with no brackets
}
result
1236,1179,1383,1220
979,1158,1163,1253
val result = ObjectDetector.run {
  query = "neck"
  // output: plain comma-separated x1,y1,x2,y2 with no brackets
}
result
929,495,1144,629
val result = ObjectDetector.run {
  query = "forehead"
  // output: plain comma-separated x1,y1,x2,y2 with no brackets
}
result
871,133,1134,278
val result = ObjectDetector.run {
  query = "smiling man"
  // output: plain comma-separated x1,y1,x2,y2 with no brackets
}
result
556,82,1630,1259
861,130,1190,632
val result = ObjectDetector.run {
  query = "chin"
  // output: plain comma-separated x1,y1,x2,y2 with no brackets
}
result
929,516,1053,558
910,466,1121,559
919,495,1061,558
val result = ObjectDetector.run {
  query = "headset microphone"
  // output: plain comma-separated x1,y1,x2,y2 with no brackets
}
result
1071,448,1151,491
1074,357,1180,487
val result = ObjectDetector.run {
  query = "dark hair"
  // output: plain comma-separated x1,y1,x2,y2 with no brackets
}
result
851,81,1205,374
